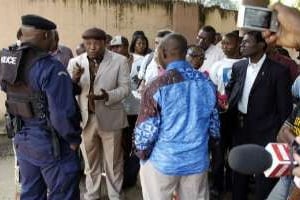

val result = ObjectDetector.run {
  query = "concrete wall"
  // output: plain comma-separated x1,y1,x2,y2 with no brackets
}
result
204,8,237,35
0,0,238,120
0,0,237,49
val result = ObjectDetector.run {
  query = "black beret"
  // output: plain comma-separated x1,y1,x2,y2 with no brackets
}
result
82,28,106,41
21,14,56,30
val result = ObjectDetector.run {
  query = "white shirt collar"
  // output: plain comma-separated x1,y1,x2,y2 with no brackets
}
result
248,54,266,69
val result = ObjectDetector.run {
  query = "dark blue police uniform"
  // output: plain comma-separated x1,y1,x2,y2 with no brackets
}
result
0,15,82,200
13,56,82,199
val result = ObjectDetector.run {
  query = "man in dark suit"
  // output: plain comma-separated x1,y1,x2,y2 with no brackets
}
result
226,31,293,200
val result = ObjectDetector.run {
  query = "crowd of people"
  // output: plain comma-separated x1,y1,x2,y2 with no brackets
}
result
2,2,300,200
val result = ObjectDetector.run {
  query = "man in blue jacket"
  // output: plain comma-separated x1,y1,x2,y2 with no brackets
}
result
134,33,220,200
0,15,82,199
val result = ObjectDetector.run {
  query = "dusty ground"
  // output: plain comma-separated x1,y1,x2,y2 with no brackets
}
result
0,135,242,200
0,156,143,200
0,135,143,200
0,156,15,200
0,134,15,200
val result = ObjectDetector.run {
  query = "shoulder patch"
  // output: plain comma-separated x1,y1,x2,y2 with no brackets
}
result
58,71,68,76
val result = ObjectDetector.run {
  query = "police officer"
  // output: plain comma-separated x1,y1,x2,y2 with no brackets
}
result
0,15,82,199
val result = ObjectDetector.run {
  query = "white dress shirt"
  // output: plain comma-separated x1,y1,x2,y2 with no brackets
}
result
138,52,159,85
122,54,144,115
200,44,224,74
238,54,266,114
144,58,159,85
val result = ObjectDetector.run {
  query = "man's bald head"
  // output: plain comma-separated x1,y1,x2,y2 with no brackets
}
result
160,33,187,57
157,33,188,68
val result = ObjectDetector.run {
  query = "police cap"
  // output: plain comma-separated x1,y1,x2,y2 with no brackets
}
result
82,27,106,41
21,14,56,30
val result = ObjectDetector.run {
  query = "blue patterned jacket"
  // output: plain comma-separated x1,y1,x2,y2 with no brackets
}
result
134,60,220,176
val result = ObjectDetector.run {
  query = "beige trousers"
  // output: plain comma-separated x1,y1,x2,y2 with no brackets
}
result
81,114,123,200
140,161,209,200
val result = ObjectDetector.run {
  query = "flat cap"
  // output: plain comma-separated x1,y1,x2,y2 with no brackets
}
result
82,27,106,40
21,14,56,30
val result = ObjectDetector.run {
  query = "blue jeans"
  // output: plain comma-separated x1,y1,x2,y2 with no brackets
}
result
266,176,292,200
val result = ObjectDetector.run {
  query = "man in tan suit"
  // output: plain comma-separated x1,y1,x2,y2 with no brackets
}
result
67,27,130,200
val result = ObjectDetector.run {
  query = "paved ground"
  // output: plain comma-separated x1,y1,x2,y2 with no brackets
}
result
0,135,143,200
0,156,15,200
0,135,18,200
0,135,246,200
0,156,144,200
0,155,143,200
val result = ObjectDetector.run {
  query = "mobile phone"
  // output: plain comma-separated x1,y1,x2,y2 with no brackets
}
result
237,5,279,32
